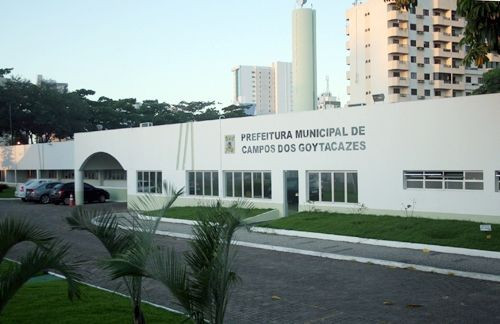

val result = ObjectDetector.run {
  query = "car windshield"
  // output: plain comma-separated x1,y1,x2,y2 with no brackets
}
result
53,184,64,190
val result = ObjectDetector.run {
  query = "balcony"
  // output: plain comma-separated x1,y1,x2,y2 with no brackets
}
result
346,26,350,36
433,47,452,58
388,76,409,87
450,50,465,59
388,60,409,70
346,71,350,80
346,40,350,50
388,93,409,103
387,43,408,54
432,15,451,26
388,27,408,38
433,31,452,42
433,0,453,10
346,56,350,65
387,10,408,21
450,17,465,28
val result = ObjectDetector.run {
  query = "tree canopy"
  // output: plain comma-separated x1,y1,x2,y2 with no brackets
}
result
0,70,250,144
472,68,500,95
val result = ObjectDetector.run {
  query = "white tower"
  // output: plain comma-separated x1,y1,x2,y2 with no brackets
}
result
292,2,317,112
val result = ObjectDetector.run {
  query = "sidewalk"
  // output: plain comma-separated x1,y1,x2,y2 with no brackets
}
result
154,220,500,281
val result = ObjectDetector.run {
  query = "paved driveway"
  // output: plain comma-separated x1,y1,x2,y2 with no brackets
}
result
2,200,500,323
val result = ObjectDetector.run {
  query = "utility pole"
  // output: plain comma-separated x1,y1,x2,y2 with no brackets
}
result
9,103,13,145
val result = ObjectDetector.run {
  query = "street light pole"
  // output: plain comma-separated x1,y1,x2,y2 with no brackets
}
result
9,103,13,145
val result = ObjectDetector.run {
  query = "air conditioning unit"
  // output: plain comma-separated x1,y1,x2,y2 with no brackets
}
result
418,80,425,83
140,122,153,128
417,63,425,67
417,46,424,50
417,31,424,35
416,14,424,19
418,96,425,100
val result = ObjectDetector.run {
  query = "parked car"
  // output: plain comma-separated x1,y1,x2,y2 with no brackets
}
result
26,182,62,204
15,179,55,201
49,182,110,205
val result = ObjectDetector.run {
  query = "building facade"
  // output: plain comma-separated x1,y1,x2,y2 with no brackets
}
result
1,94,500,223
346,0,500,106
232,62,292,115
36,74,68,93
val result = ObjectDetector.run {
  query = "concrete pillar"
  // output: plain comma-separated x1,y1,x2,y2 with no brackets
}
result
36,169,41,179
75,170,84,206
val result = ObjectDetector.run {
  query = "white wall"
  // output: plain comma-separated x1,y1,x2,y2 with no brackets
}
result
71,94,500,221
0,141,74,171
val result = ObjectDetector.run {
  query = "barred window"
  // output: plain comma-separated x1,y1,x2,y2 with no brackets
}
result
137,171,162,194
224,171,271,199
307,171,358,204
187,171,218,196
47,170,58,179
495,171,500,192
61,170,74,179
403,171,483,190
26,170,37,179
84,171,98,180
104,170,126,180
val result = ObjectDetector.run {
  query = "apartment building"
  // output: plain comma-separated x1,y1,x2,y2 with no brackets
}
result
232,62,293,115
36,74,68,93
346,0,500,106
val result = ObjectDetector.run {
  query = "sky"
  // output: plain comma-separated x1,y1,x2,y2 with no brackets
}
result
0,0,353,108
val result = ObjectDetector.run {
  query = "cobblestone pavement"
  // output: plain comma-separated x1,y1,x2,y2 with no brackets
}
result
2,200,500,323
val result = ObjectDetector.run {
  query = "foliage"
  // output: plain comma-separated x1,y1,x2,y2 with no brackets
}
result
0,218,81,313
0,184,8,193
66,182,183,324
456,0,500,66
383,0,418,10
472,68,500,95
105,201,247,324
145,206,270,221
0,69,250,144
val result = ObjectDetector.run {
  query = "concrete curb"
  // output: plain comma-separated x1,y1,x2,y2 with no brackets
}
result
0,198,18,201
138,214,196,225
151,229,500,283
251,227,500,259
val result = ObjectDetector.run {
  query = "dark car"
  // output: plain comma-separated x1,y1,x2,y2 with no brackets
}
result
27,182,62,204
49,182,110,205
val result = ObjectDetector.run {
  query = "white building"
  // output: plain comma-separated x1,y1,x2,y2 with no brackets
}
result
36,74,68,93
1,94,500,223
346,0,500,106
232,62,293,115
318,77,341,110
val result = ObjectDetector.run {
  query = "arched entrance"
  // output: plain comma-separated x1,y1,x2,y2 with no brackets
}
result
75,152,127,205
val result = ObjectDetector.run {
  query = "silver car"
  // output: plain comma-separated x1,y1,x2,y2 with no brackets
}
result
27,182,62,204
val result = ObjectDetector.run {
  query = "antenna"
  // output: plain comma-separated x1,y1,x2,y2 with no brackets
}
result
326,76,330,93
296,0,307,8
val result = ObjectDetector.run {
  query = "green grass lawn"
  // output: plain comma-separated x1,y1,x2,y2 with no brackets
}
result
0,261,187,323
146,206,270,221
261,211,500,252
0,187,15,198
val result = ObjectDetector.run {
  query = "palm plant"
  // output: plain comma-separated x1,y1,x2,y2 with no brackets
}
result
0,217,81,314
66,182,183,324
107,201,246,324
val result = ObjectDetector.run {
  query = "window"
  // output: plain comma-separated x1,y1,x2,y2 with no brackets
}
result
84,171,98,180
104,170,126,180
410,7,415,14
424,73,430,80
224,171,271,199
187,171,218,196
435,90,441,96
496,171,500,192
424,41,429,48
0,170,5,182
61,170,74,179
137,171,162,194
411,89,417,95
424,57,430,64
393,88,401,94
411,72,417,79
423,25,429,32
403,171,484,190
411,56,416,63
410,40,416,46
425,89,431,96
466,76,471,83
423,9,429,16
410,24,416,30
47,170,57,179
307,171,358,204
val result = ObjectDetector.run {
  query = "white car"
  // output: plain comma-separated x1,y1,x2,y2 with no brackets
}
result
15,179,55,201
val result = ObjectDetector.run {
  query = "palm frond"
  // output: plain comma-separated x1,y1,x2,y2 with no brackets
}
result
129,181,184,217
0,217,54,261
0,241,82,313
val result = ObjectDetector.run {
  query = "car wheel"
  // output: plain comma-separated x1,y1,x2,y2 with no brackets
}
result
98,194,106,203
40,195,50,204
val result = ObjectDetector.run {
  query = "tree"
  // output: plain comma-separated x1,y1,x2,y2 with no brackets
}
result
66,182,183,324
0,68,13,78
383,0,417,10
221,104,251,119
0,218,81,314
457,0,500,66
106,201,248,324
472,68,500,95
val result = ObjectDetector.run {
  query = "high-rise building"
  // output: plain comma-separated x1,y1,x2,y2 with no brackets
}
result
292,6,317,111
232,62,292,115
346,0,500,106
36,74,68,93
